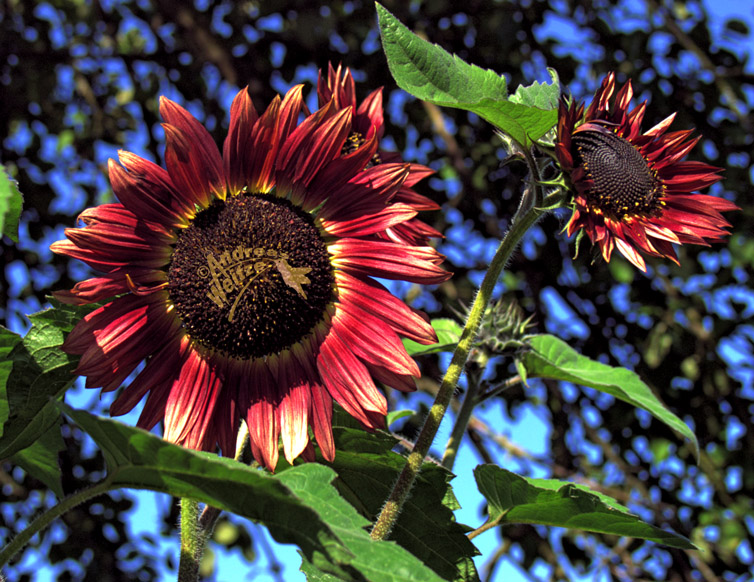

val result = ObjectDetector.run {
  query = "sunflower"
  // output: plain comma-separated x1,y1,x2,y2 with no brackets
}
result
556,71,738,272
52,68,450,470
317,63,443,247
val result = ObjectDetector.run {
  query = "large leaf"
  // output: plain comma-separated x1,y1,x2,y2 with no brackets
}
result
0,164,23,243
376,3,559,147
475,465,693,549
62,406,443,582
0,301,96,458
318,425,479,582
519,334,699,460
10,420,64,497
402,318,463,356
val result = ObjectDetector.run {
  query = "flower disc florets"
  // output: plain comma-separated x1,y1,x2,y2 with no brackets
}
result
168,194,334,359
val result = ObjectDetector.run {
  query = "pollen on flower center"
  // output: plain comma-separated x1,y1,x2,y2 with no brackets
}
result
342,131,382,168
168,194,335,359
573,128,664,218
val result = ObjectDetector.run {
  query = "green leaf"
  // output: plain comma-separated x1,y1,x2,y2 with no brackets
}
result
385,409,413,427
62,405,443,582
519,334,699,460
475,464,693,549
320,425,479,582
0,301,96,459
376,3,559,147
510,71,561,110
403,318,463,356
0,164,23,243
0,326,23,431
10,420,64,497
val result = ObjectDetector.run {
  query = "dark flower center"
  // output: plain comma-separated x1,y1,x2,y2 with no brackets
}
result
342,131,382,168
573,128,664,218
168,194,335,359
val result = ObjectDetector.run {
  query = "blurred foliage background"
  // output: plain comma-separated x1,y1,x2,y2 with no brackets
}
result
1,0,752,580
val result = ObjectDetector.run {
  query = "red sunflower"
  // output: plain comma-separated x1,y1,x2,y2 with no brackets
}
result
556,71,738,272
318,63,443,247
52,71,450,470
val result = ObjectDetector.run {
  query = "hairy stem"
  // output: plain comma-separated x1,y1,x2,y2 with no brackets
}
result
467,514,505,541
0,480,114,568
178,497,202,582
370,195,553,541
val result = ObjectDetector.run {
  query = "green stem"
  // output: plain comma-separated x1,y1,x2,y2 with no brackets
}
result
179,423,251,581
441,375,481,471
178,497,202,582
467,513,506,541
0,480,114,568
477,375,522,403
370,196,553,541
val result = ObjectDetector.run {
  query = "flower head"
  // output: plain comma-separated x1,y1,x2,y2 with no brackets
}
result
52,66,450,470
556,72,738,271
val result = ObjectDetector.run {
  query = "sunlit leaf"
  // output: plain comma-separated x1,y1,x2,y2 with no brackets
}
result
519,334,699,460
403,318,463,356
0,164,23,243
376,3,559,146
475,464,693,549
62,405,444,582
0,301,95,459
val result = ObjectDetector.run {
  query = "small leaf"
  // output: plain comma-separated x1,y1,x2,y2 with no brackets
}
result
386,409,413,427
10,420,64,497
519,334,699,460
62,405,443,582
403,318,463,356
0,164,23,243
475,464,693,549
0,301,97,459
376,3,559,146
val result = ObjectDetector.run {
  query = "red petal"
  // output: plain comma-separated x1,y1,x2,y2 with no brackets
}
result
355,89,384,139
330,238,450,284
309,382,335,462
243,359,280,471
318,163,409,221
163,348,225,450
316,328,387,426
320,203,417,237
162,123,217,209
160,97,224,199
365,362,417,392
331,301,420,377
109,158,188,228
223,87,258,195
53,268,165,305
247,85,305,194
335,270,437,344
278,103,352,207
270,352,311,464
110,335,187,417
614,237,647,271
